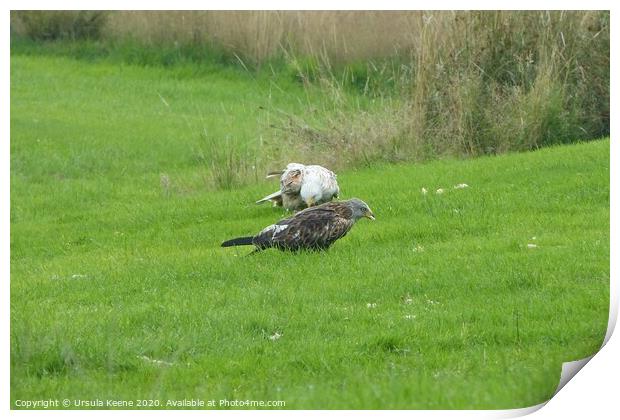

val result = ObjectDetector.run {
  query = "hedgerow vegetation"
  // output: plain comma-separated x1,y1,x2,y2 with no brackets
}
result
11,11,609,186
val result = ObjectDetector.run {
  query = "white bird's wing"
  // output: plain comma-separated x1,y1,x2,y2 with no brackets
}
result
256,190,282,204
300,165,340,205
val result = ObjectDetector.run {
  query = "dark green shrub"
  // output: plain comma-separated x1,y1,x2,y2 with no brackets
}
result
13,11,108,40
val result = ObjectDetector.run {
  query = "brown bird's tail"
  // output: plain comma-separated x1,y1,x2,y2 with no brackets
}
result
221,236,254,247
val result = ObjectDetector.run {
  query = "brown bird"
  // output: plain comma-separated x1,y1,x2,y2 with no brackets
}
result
222,198,375,252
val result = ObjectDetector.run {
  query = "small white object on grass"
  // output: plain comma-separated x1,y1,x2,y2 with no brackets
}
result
453,183,469,189
527,243,538,249
366,303,377,309
421,187,428,195
436,188,445,194
137,355,174,367
269,332,282,341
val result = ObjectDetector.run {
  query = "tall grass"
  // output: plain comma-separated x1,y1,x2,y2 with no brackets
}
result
197,129,259,190
260,11,610,167
102,11,419,66
11,10,610,178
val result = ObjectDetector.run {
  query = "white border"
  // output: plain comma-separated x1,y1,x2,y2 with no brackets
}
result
4,2,617,418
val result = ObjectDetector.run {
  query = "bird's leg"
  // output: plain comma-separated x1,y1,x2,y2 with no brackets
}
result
305,197,316,208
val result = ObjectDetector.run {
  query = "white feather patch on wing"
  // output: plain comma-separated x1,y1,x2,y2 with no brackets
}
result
271,224,288,239
259,224,276,235
261,224,289,239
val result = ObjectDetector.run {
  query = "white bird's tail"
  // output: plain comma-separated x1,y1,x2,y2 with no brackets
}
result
265,171,284,179
256,190,282,205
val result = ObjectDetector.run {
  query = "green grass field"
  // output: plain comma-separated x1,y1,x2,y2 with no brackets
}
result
10,54,610,409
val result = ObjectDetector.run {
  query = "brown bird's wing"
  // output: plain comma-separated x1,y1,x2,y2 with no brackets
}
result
253,202,354,251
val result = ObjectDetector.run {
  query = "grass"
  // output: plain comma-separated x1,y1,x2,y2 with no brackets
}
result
10,53,609,409
9,53,315,189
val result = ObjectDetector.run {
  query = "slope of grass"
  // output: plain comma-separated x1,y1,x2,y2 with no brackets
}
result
9,54,332,190
10,54,609,409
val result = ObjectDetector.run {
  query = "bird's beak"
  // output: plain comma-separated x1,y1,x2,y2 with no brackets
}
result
365,210,375,221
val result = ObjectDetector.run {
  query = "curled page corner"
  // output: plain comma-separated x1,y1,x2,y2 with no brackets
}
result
550,296,617,398
500,354,601,418
496,402,548,418
505,295,617,417
553,356,595,396
548,291,618,399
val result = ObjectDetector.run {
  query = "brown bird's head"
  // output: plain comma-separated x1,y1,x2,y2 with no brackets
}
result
347,198,375,221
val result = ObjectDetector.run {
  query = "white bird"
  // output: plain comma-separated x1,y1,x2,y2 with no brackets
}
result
256,163,340,211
